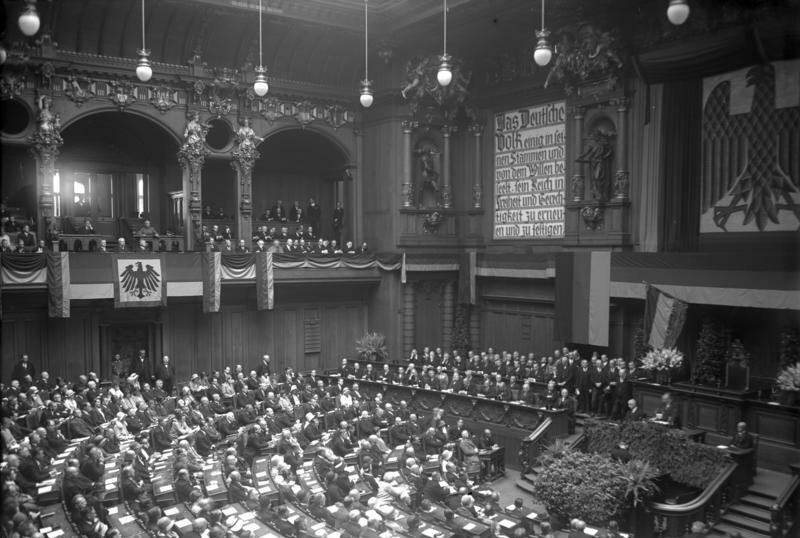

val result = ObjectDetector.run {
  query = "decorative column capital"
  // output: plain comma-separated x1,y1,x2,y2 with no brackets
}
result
401,120,417,133
612,97,630,112
468,122,484,136
441,124,455,137
568,106,585,119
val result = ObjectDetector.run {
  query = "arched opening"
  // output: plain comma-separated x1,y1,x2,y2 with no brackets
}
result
57,111,181,241
252,128,350,242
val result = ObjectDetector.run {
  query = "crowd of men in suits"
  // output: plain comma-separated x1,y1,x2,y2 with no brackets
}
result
1,343,706,538
2,350,543,538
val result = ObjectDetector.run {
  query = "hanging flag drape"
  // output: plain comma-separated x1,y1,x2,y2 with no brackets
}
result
202,252,221,313
555,251,611,347
457,250,477,305
112,253,167,308
255,252,274,310
644,283,688,349
47,252,71,318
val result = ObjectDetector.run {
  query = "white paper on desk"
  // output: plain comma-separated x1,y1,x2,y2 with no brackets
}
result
40,478,57,486
379,532,393,538
107,506,119,515
505,504,516,511
52,459,65,465
175,519,192,528
256,471,268,478
463,522,476,531
499,519,515,529
222,506,237,516
422,528,439,538
620,533,629,538
47,529,64,538
105,483,115,491
207,481,219,488
243,523,260,532
526,512,538,520
396,445,405,450
107,468,119,475
259,486,274,494
303,460,313,467
38,485,53,494
311,522,326,531
328,532,341,538
239,512,255,521
584,528,598,536
164,507,179,516
287,514,299,524
40,527,52,534
387,457,398,462
291,484,302,495
118,515,136,524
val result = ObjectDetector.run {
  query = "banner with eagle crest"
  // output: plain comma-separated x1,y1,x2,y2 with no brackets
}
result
112,254,167,308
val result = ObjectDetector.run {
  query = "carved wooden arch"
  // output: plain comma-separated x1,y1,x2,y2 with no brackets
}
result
255,123,353,165
59,104,183,147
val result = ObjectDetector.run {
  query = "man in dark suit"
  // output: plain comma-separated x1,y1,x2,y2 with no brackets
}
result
730,421,755,449
654,392,681,428
612,369,633,420
557,388,577,434
154,355,175,394
575,359,593,413
423,471,456,503
625,398,645,421
129,349,151,385
11,354,36,383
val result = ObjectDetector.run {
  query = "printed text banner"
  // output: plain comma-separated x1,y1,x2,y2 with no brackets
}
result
494,101,567,240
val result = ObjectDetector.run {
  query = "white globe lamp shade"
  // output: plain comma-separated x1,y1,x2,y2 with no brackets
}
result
534,30,552,67
0,46,7,65
360,80,373,108
534,46,552,67
667,0,690,25
18,6,40,36
253,68,269,97
437,66,453,87
136,56,153,82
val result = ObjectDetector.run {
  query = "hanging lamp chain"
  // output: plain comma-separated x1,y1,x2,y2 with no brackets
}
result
258,0,263,68
443,0,447,56
364,0,368,80
541,0,545,30
141,0,146,51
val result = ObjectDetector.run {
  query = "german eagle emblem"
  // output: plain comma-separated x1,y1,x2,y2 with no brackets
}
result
120,261,161,299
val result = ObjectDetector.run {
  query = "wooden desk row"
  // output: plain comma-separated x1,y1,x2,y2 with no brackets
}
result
319,375,567,433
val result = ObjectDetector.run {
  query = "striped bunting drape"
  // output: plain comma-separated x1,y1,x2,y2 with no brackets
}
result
47,252,71,318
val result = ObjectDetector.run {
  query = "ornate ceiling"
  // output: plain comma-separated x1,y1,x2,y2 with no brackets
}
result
2,0,797,93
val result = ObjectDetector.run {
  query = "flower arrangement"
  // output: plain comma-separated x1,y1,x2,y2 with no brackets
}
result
776,363,800,392
640,348,684,371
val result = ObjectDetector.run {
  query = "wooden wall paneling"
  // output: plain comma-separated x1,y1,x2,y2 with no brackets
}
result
481,299,555,356
414,281,444,349
304,307,322,373
361,116,401,251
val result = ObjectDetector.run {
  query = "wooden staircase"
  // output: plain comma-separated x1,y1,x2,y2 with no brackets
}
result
515,429,585,495
709,469,791,538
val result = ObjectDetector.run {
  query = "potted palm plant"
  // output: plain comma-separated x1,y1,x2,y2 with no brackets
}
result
355,331,388,362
